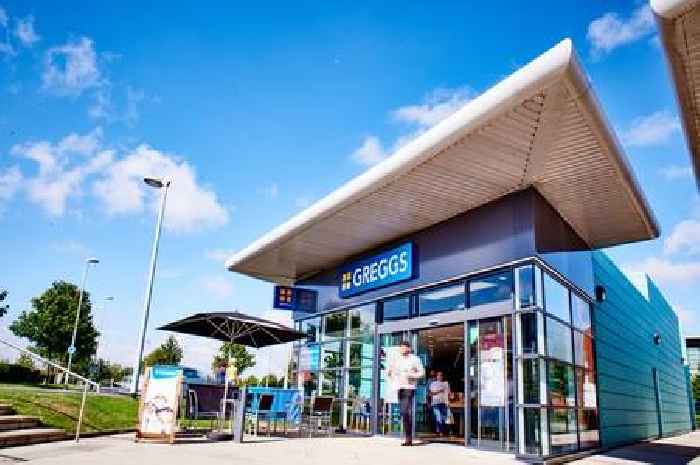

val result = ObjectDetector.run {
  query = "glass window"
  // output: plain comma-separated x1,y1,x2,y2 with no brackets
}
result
517,265,536,308
321,341,344,369
549,408,577,454
571,294,592,333
298,344,320,371
348,304,375,342
348,340,374,368
347,368,373,403
548,360,575,407
523,408,541,455
300,317,320,343
546,317,573,363
301,371,318,397
469,271,513,308
418,283,465,315
323,311,347,341
521,312,538,354
574,332,595,370
576,368,597,409
577,409,599,449
320,370,343,396
544,273,570,323
522,359,540,404
382,296,410,321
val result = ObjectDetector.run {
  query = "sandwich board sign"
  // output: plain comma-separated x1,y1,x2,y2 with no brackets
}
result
136,365,183,443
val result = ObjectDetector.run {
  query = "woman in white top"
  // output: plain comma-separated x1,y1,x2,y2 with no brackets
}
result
428,371,450,435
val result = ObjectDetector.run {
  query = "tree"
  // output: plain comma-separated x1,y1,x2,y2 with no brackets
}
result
260,374,281,387
16,353,34,369
693,374,700,401
143,335,183,370
93,359,131,384
211,342,255,378
243,374,259,386
10,281,99,375
0,289,9,317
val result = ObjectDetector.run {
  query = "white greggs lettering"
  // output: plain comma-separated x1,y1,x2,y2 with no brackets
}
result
351,251,409,287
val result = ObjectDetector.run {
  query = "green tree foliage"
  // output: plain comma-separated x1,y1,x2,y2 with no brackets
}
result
143,335,183,370
0,289,9,317
93,359,131,383
15,353,34,369
243,374,259,386
693,374,700,401
211,342,255,377
260,374,282,387
9,281,99,372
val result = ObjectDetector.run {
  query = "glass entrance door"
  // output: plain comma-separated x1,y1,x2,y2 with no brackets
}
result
467,316,514,450
414,324,465,443
378,331,408,436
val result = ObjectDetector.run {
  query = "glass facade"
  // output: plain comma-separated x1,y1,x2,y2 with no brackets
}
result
292,261,598,457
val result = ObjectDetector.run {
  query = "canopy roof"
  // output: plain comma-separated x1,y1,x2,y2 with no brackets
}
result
652,0,700,188
158,311,306,347
227,39,659,284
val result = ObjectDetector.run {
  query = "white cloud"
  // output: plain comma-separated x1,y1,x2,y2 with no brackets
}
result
0,166,22,212
664,219,700,256
621,110,681,147
351,136,387,166
587,5,655,57
199,275,233,299
90,85,146,127
205,248,236,263
125,86,145,127
14,16,39,47
623,257,700,285
93,144,229,233
42,37,102,96
660,164,693,180
11,128,111,216
349,86,472,167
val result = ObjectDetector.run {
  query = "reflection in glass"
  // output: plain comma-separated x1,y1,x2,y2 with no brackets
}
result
521,312,538,354
348,341,374,368
382,296,410,321
347,368,373,433
548,360,575,407
300,317,320,343
517,265,536,308
469,271,513,308
576,368,597,409
418,283,465,315
523,408,541,455
348,304,375,341
321,369,343,396
522,359,540,404
322,341,344,369
323,311,347,341
301,371,318,396
544,274,570,323
571,294,591,332
574,332,594,370
546,317,573,363
577,409,599,449
549,408,577,454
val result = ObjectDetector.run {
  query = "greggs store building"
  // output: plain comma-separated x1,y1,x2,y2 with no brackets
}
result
227,40,693,460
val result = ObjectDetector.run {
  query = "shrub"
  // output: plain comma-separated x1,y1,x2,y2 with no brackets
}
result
0,362,42,384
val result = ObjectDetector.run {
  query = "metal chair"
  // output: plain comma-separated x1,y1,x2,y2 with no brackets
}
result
299,396,334,437
186,388,220,429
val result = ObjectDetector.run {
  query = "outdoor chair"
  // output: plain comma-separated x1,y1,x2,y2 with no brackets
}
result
246,393,276,436
186,386,221,429
299,396,334,437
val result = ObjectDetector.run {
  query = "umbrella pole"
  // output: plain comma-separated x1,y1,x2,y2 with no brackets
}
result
221,337,231,432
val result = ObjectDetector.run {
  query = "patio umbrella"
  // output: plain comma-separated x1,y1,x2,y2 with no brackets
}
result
158,310,306,435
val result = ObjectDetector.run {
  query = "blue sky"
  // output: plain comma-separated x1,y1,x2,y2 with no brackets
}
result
0,1,698,377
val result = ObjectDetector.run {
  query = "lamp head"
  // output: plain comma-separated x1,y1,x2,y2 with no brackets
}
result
144,177,164,188
86,258,100,265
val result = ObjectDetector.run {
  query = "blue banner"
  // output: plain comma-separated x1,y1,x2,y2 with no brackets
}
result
273,286,317,312
339,242,416,298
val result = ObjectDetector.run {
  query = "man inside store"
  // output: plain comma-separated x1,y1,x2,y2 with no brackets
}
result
387,340,425,446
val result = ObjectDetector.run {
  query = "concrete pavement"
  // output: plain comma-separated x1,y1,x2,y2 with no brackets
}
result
0,432,697,465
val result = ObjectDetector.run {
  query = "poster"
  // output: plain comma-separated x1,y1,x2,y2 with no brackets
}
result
479,333,505,407
137,366,182,441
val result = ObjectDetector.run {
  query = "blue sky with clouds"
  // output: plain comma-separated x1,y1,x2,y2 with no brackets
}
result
0,1,698,377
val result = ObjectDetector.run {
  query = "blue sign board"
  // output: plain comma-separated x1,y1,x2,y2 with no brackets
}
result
339,242,416,298
273,286,317,313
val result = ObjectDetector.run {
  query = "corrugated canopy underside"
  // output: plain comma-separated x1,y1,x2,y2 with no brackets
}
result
653,0,700,188
227,40,659,284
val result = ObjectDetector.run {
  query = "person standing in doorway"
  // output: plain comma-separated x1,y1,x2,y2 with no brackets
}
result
428,371,451,436
387,340,425,446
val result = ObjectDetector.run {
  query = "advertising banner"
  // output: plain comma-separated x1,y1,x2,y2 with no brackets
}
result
339,242,416,298
479,333,505,407
136,366,182,443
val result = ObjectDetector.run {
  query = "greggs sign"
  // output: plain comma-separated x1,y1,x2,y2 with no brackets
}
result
339,242,416,298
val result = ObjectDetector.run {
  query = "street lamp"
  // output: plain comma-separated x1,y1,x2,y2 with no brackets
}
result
65,257,99,382
130,177,171,394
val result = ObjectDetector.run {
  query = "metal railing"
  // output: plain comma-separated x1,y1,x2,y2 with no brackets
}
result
0,336,100,442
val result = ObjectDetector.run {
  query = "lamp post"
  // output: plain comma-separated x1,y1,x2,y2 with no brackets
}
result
130,177,171,394
65,257,99,383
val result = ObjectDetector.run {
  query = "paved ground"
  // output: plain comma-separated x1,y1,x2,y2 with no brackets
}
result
0,432,697,465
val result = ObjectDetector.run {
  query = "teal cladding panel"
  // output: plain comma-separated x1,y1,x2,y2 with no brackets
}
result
593,251,691,448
